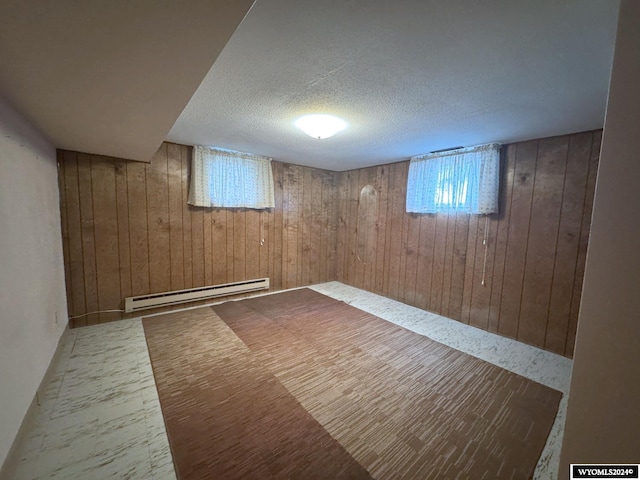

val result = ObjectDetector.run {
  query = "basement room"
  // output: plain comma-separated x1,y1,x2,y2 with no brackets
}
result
1,1,639,479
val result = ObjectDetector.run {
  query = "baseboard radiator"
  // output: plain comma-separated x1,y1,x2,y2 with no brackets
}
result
124,278,270,313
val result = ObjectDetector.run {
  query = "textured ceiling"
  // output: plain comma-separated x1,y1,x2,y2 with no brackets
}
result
0,0,254,162
168,0,619,171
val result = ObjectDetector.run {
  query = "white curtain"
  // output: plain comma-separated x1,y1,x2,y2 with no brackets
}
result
406,143,500,214
189,146,275,209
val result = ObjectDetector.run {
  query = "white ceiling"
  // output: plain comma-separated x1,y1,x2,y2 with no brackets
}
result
0,0,253,162
168,0,620,171
0,1,620,170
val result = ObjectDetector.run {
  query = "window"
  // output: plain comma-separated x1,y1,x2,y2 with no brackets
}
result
188,146,275,209
405,143,500,214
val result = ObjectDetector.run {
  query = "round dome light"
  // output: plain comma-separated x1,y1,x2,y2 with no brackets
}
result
294,114,347,139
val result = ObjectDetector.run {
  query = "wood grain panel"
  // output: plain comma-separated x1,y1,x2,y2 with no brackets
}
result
373,165,390,295
191,205,205,287
448,213,469,320
283,165,299,289
335,131,600,357
518,136,568,347
335,171,348,283
385,164,405,300
203,208,213,286
301,168,312,286
61,151,87,325
114,160,132,304
459,214,478,324
57,152,73,317
544,132,592,353
245,208,260,280
439,213,456,316
60,132,596,355
91,159,121,322
565,131,601,357
402,213,420,305
59,143,337,327
498,140,538,339
431,214,450,315
346,171,359,287
77,154,99,325
209,208,226,284
126,160,150,297
146,145,171,294
488,145,516,333
414,213,436,311
167,144,184,292
181,147,193,290
271,161,284,290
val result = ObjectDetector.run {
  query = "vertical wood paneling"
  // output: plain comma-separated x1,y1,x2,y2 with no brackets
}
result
146,145,171,294
448,214,469,320
518,136,568,347
258,209,270,280
488,145,516,333
283,165,298,289
57,152,73,317
77,154,99,324
62,151,87,324
386,165,405,300
309,171,322,284
203,208,213,286
167,144,184,292
181,147,193,289
353,171,367,289
565,131,601,357
373,165,390,295
301,168,312,286
402,215,420,305
114,160,132,304
335,131,600,357
431,214,450,315
498,140,538,339
60,144,337,327
191,205,205,287
272,161,284,290
126,160,149,297
346,172,359,286
91,159,121,322
319,173,331,283
245,209,260,280
233,208,247,282
439,213,456,316
60,131,596,356
459,214,478,323
211,208,227,284
335,171,348,283
414,213,436,310
545,132,592,353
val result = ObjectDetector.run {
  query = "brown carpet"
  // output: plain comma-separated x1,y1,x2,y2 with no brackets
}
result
143,307,372,480
144,288,562,479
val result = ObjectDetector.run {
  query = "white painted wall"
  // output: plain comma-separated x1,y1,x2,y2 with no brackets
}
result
560,0,640,474
0,96,68,469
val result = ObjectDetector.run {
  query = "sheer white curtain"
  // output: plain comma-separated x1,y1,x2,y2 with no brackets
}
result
406,143,500,214
189,146,275,208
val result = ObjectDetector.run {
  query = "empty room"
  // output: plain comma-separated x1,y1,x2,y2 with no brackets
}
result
1,1,639,479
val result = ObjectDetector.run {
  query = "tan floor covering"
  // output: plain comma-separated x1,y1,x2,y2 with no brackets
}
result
144,288,561,479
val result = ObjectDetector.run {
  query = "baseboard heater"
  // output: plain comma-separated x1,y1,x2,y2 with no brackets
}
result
124,278,270,313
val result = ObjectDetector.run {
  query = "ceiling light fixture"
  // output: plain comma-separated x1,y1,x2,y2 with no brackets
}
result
294,114,347,139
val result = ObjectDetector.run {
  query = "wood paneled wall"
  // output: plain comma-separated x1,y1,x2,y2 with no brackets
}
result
58,132,599,356
58,143,338,327
336,131,601,357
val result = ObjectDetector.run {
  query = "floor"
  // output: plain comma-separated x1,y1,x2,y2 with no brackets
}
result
11,281,572,480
